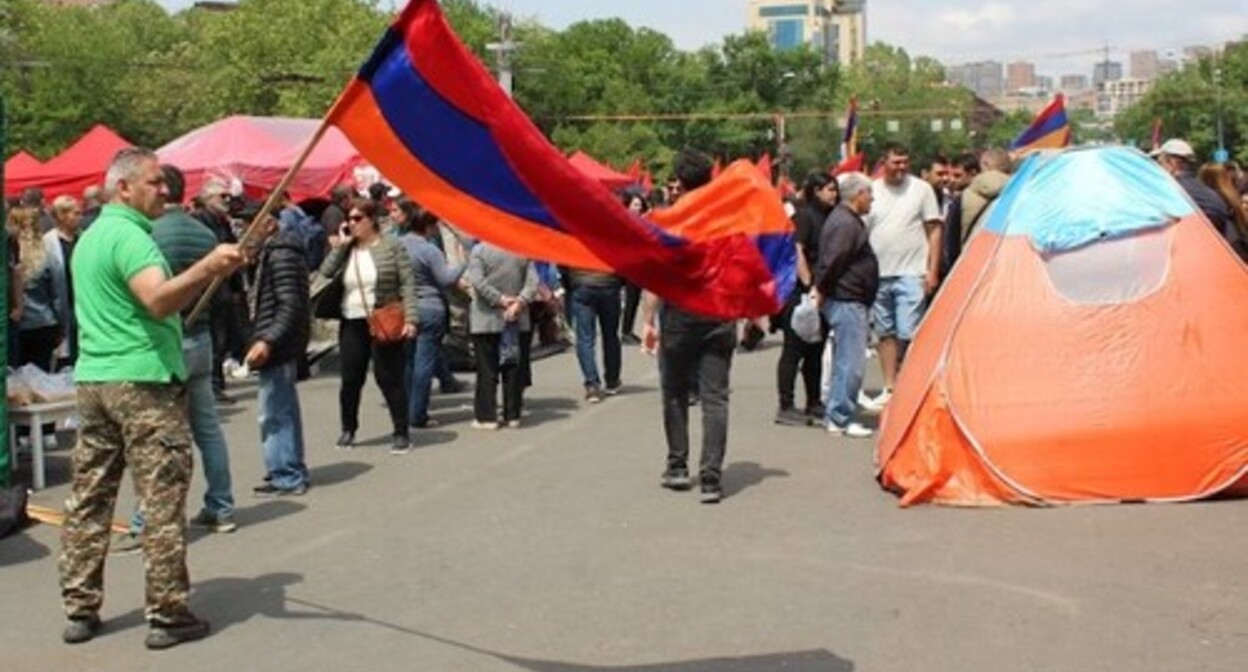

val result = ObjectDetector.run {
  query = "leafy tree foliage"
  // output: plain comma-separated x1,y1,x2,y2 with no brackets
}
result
2,0,1153,179
1116,40,1248,164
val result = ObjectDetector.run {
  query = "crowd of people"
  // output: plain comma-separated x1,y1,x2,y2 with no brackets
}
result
4,138,1247,649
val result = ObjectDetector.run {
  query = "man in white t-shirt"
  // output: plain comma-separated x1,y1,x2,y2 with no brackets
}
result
862,143,943,410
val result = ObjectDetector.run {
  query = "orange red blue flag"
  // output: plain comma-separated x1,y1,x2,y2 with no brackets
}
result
1010,94,1072,154
840,97,859,162
326,0,792,318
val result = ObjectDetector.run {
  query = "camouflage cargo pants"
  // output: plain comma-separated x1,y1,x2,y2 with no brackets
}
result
59,382,195,624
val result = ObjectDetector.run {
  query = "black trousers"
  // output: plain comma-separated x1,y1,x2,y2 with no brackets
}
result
18,325,61,373
621,282,642,336
659,314,736,485
210,291,251,392
776,323,824,411
472,332,530,423
338,318,409,437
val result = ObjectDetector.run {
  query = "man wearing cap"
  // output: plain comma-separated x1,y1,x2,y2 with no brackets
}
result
1152,139,1234,242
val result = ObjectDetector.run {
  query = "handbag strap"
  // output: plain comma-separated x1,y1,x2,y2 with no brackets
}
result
351,248,375,319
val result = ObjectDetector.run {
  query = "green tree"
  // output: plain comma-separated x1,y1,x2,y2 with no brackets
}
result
839,43,974,166
1116,41,1248,163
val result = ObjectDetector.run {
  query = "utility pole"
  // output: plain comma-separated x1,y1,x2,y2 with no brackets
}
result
1213,61,1228,162
486,13,517,98
774,113,788,184
0,93,9,488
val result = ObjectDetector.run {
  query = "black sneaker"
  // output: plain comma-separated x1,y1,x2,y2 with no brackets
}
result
740,324,765,351
661,467,692,491
335,431,355,450
774,407,810,427
390,435,411,455
604,381,623,396
439,379,466,394
621,333,642,345
62,613,102,644
145,616,210,650
253,482,308,498
700,482,723,504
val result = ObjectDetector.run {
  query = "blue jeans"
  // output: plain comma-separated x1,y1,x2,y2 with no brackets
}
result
571,284,622,388
822,301,869,428
407,306,446,426
130,332,233,531
259,360,308,490
872,275,925,341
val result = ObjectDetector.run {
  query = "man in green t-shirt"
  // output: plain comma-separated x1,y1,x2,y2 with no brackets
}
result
58,148,245,650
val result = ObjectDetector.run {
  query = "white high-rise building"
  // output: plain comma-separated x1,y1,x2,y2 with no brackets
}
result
746,0,867,66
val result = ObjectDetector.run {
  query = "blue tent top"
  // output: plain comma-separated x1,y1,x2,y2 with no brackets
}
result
982,146,1196,254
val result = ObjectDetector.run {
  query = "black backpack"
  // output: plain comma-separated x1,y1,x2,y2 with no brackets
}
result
0,485,30,539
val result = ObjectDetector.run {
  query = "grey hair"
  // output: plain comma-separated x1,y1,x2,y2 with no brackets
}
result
837,172,873,201
980,148,1013,173
51,194,78,217
103,147,158,195
199,178,229,199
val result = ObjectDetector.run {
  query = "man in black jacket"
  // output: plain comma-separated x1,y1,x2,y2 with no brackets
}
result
1152,139,1235,241
815,172,879,438
245,212,311,497
640,150,737,504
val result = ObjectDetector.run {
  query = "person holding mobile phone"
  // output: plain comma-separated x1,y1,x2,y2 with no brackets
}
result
317,199,418,453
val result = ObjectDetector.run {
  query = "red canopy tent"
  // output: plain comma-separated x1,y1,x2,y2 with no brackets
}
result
3,125,133,200
568,151,634,190
157,116,363,202
4,151,43,177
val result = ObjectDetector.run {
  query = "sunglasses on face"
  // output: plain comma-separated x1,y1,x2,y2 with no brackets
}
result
348,214,366,222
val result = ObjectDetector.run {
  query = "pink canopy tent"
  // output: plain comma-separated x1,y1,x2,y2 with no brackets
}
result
568,151,634,190
3,125,133,200
157,116,363,202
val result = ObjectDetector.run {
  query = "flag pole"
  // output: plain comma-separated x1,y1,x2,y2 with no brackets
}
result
185,94,350,326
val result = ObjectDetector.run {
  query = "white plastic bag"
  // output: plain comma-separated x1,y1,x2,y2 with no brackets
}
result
790,293,823,344
7,364,75,406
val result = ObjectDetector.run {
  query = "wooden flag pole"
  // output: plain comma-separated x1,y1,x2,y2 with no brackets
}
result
184,116,338,326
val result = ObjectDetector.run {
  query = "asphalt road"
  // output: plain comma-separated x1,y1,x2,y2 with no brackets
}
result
3,337,1247,671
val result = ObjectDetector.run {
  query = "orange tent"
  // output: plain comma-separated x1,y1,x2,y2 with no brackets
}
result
876,147,1248,507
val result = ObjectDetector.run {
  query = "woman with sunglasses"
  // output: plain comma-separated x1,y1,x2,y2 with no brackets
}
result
318,199,419,453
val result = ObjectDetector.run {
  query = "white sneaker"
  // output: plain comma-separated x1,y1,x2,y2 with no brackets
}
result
827,422,874,438
230,362,251,380
471,420,500,431
856,390,874,407
861,389,892,412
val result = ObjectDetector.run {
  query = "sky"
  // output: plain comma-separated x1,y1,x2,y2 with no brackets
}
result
158,1,1248,78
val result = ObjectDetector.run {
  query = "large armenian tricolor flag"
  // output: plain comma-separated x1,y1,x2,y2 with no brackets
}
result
326,0,793,319
1010,94,1072,155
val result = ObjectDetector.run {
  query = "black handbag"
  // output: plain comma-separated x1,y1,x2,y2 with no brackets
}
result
310,266,346,320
